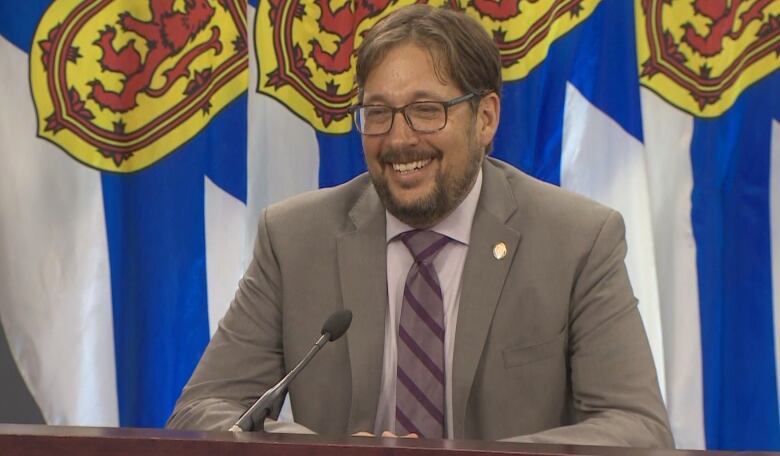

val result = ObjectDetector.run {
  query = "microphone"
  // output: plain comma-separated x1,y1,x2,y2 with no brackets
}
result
229,309,353,432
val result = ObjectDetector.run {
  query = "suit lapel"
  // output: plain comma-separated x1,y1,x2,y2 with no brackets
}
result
337,185,388,433
452,160,522,437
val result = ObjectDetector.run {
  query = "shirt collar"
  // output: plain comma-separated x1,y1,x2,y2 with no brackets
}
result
385,168,482,246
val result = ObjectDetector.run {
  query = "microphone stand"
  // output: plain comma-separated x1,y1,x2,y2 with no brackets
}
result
229,333,330,432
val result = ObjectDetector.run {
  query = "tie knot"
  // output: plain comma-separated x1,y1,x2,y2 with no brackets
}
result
399,230,450,264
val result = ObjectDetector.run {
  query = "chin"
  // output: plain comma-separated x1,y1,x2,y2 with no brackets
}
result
371,170,448,227
387,192,446,227
390,188,432,207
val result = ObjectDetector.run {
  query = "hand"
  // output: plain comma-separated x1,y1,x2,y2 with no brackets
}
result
352,431,419,438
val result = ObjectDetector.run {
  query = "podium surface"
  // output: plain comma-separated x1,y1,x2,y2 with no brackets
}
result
2,424,769,456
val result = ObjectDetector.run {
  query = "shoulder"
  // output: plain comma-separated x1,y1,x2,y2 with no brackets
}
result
485,157,623,244
262,172,373,235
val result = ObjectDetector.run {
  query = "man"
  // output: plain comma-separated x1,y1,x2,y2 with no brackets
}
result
168,5,673,447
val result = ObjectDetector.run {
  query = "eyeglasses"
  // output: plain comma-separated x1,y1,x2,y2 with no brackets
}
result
348,92,479,136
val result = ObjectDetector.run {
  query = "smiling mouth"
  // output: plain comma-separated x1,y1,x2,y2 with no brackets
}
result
391,159,432,174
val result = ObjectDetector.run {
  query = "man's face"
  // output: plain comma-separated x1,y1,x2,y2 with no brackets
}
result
360,43,499,228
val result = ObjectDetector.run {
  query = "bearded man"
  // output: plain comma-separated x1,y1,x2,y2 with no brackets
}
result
167,4,673,448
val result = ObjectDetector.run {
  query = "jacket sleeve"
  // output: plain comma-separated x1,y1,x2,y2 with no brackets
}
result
504,211,674,447
166,208,311,434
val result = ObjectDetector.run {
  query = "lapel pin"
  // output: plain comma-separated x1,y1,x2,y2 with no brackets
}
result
493,242,507,260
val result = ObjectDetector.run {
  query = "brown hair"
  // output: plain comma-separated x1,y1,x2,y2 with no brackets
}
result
355,5,502,106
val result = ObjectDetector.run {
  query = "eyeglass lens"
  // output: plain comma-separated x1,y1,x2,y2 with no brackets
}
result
357,102,446,135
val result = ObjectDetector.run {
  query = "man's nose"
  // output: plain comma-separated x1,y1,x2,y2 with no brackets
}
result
386,111,418,145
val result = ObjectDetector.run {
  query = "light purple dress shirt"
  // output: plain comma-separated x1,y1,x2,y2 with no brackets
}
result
373,170,483,438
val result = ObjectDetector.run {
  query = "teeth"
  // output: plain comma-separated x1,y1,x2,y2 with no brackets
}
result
392,159,431,173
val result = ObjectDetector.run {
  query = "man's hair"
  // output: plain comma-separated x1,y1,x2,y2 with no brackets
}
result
355,5,502,105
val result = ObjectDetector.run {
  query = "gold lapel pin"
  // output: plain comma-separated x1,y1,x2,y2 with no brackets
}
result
493,242,507,260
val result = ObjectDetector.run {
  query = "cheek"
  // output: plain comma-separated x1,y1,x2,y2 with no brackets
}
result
362,140,381,163
439,136,470,168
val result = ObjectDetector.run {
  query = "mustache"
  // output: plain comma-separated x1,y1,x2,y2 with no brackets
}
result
379,148,441,164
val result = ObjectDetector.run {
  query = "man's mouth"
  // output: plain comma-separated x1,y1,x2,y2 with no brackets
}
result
391,159,432,174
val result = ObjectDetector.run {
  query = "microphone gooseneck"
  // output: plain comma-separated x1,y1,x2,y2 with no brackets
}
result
229,309,353,432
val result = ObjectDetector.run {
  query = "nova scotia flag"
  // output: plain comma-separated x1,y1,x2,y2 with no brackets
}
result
0,0,778,451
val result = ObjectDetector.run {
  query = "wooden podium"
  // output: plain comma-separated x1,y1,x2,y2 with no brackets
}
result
0,424,759,456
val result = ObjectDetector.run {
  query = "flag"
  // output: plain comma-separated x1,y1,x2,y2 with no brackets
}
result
0,0,251,427
634,0,780,449
1,0,779,451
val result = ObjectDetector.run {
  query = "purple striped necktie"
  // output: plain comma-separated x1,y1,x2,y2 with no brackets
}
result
395,230,450,438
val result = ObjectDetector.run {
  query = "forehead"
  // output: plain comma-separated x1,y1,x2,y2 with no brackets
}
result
361,43,457,104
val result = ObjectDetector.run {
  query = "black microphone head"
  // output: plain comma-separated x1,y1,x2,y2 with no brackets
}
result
321,309,352,341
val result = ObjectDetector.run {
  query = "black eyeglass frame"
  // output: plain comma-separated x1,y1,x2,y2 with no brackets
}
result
348,92,480,136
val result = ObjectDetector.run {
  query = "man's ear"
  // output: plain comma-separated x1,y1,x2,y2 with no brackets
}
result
476,92,500,148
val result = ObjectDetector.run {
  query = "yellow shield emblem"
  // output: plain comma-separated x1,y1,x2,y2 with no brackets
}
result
636,0,780,117
30,0,249,172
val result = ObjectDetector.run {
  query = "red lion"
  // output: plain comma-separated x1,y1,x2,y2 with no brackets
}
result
309,0,391,75
90,0,222,113
682,0,772,57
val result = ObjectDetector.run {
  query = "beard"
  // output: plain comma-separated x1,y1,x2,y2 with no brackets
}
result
369,130,483,228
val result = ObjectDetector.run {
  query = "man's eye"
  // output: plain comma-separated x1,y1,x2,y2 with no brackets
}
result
364,107,390,119
410,103,441,117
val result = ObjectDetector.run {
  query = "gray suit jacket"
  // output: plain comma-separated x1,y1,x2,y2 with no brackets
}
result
167,158,673,447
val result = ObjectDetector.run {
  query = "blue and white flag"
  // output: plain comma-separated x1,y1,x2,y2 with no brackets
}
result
0,0,251,428
0,0,778,451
